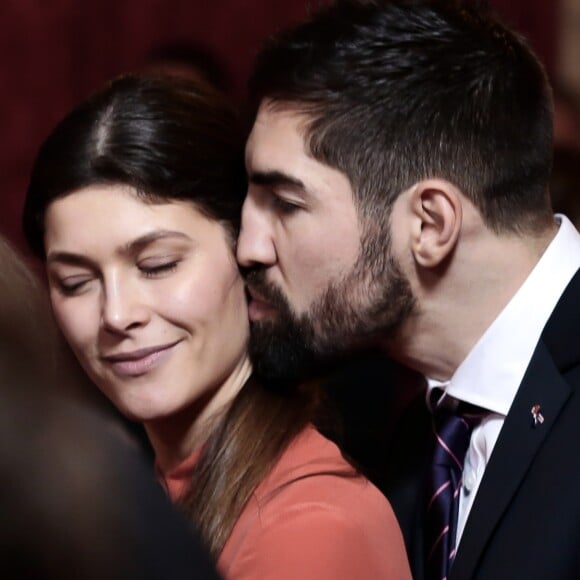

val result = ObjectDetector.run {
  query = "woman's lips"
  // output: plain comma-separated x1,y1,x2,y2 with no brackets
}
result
102,341,181,377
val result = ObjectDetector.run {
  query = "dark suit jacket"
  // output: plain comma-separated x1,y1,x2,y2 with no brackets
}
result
379,268,580,579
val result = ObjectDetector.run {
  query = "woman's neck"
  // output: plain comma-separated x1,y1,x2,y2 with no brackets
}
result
145,355,252,473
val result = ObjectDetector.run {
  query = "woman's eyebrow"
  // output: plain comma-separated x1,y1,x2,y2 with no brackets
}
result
46,251,95,268
47,230,193,266
123,230,192,254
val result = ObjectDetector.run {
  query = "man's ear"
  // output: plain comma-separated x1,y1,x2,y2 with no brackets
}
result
409,179,462,268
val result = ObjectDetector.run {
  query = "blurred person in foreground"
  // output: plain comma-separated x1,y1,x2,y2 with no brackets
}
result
0,234,219,579
237,1,580,578
23,74,411,579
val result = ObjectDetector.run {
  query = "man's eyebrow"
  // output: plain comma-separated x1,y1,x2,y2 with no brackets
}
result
248,170,305,191
46,230,192,266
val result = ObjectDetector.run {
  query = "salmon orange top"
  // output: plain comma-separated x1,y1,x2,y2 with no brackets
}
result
158,425,411,580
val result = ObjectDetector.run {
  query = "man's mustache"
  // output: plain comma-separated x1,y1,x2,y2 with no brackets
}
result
242,268,291,312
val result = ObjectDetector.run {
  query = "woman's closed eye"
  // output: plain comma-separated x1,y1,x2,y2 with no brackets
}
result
139,257,181,278
54,275,94,296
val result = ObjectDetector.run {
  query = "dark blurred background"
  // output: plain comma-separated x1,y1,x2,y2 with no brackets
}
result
0,0,567,253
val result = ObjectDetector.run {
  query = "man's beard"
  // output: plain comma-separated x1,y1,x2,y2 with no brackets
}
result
244,229,416,385
244,269,327,386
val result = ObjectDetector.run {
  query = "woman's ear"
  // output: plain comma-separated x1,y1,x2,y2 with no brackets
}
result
409,179,462,268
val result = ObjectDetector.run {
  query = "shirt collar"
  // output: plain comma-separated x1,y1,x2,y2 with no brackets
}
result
427,215,580,416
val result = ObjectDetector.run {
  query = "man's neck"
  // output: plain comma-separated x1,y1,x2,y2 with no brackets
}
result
384,224,557,381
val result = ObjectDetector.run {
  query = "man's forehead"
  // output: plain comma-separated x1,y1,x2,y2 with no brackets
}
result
250,101,310,138
245,100,357,209
245,102,311,170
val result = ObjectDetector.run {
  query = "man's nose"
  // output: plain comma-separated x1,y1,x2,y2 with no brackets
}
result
237,194,277,268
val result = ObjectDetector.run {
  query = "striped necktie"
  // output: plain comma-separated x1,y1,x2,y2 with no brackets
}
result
425,390,486,580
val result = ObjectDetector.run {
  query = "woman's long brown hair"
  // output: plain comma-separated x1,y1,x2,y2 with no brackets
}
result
23,74,330,560
181,376,320,557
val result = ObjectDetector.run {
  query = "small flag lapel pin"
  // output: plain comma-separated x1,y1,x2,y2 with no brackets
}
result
531,404,544,427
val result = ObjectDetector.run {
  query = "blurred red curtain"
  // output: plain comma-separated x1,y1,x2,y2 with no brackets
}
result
0,0,556,252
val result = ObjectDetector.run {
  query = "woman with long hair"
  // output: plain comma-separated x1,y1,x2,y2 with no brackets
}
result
23,74,410,579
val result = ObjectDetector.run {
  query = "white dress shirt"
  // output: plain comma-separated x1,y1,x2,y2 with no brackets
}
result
426,215,580,545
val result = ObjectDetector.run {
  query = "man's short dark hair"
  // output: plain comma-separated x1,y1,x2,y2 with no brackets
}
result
250,0,554,234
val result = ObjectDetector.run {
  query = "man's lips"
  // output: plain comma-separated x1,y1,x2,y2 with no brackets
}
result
246,287,278,321
101,340,181,377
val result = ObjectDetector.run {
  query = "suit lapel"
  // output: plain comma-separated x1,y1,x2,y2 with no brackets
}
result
451,346,572,578
451,269,580,579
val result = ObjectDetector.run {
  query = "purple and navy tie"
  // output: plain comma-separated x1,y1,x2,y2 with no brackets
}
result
425,391,486,580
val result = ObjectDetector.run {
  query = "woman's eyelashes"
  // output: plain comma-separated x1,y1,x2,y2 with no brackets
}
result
139,258,180,278
54,274,94,296
52,256,183,295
